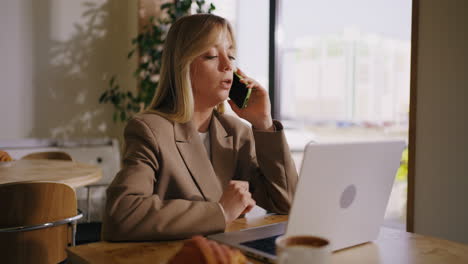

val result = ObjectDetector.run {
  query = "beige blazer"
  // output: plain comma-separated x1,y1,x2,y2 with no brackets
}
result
103,110,298,241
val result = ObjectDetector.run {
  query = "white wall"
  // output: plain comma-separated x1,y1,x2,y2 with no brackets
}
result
413,0,468,244
0,0,137,140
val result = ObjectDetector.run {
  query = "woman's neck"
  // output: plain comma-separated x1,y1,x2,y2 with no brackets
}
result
193,106,214,133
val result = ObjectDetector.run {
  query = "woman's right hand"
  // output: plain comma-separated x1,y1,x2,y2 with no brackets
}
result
219,180,256,224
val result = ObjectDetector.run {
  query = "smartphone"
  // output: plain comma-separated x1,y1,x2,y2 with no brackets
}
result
229,72,252,109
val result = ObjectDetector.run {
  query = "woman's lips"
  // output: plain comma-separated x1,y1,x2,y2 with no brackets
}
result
221,79,232,89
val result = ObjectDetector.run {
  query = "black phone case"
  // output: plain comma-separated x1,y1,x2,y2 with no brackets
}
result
229,72,251,108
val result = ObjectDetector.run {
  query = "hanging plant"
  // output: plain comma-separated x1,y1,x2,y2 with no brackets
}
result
99,0,216,122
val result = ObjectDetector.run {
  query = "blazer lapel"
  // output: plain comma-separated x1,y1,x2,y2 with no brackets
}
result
210,112,235,189
174,119,223,202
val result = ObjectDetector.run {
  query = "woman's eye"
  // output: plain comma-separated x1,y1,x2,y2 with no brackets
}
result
229,56,236,61
205,55,218,59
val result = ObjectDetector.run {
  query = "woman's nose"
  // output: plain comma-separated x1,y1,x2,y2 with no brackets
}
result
220,55,233,72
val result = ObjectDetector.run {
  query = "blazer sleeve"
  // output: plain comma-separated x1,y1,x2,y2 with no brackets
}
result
102,118,226,241
235,120,299,214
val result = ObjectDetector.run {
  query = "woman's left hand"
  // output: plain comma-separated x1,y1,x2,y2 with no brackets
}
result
227,68,274,131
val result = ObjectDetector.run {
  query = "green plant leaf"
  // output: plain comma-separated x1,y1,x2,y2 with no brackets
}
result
209,3,215,12
99,92,108,103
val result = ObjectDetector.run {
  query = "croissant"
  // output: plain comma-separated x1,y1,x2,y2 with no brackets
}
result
0,150,13,162
169,236,247,264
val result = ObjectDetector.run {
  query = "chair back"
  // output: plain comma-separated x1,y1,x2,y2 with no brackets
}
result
0,182,78,264
21,151,73,161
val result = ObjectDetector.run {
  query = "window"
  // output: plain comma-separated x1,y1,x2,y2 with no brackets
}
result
278,0,412,229
279,0,411,126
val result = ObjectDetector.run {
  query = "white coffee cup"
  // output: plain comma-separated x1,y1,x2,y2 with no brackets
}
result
275,235,331,264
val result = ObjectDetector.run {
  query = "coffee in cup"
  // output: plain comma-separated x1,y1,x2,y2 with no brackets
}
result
275,235,331,264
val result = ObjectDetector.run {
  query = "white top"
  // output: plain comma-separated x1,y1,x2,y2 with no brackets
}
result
198,131,211,159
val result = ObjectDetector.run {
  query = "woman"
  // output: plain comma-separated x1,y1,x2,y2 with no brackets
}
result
103,13,298,241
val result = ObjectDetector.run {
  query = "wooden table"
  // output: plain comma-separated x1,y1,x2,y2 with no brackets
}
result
0,159,102,188
67,214,468,264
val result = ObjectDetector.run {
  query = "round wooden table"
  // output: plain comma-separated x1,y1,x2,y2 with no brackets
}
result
0,159,102,188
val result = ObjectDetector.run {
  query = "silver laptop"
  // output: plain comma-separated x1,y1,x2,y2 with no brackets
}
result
208,140,405,263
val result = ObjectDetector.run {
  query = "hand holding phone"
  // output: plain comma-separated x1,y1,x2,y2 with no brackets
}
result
228,69,274,131
228,72,252,109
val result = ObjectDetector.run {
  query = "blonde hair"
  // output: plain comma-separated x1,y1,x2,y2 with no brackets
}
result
147,14,235,123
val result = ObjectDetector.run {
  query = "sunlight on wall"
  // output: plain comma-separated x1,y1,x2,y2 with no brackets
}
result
0,0,137,141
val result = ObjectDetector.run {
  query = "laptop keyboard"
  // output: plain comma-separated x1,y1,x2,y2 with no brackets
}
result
240,235,281,256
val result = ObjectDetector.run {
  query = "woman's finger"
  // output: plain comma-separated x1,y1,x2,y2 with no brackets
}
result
231,180,249,190
241,199,256,215
236,69,267,93
236,68,247,78
240,78,264,91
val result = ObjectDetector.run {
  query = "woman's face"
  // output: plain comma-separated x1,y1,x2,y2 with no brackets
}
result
190,32,235,109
